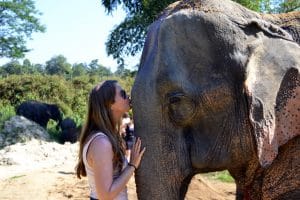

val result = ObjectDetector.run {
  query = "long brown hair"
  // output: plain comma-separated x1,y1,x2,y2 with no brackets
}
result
76,80,125,178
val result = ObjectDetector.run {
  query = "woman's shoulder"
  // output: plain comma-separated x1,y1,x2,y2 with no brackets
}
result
89,132,112,150
87,132,113,165
85,132,110,149
93,131,108,138
86,132,107,142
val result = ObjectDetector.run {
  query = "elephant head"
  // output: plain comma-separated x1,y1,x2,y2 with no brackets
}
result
132,0,300,199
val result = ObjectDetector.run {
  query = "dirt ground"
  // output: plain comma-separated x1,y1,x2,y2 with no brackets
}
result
0,166,235,200
0,140,235,200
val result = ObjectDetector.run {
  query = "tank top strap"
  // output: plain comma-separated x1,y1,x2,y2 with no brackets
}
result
83,132,108,170
86,132,107,147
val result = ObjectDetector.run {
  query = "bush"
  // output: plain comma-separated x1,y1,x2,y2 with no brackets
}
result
0,75,74,107
203,170,234,183
0,104,15,132
0,74,135,137
47,119,61,141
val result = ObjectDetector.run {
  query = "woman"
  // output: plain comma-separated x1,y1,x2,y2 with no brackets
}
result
76,80,145,200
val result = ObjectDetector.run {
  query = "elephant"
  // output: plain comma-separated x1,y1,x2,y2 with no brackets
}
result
131,0,300,199
16,100,62,129
60,117,80,144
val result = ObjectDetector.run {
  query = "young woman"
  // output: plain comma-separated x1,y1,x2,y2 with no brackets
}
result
76,80,145,200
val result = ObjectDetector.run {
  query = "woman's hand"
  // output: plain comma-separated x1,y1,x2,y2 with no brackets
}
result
129,137,146,169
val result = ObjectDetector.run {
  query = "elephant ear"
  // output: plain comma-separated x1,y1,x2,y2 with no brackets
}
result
246,19,293,42
244,22,300,167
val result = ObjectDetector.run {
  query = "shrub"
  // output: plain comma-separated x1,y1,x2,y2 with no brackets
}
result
0,104,15,131
204,170,234,183
0,74,135,139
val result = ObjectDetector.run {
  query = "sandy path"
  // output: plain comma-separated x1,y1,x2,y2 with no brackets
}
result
0,140,235,200
0,167,235,200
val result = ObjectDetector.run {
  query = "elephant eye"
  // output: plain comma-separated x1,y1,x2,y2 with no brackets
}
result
169,96,181,104
167,92,184,104
166,92,196,126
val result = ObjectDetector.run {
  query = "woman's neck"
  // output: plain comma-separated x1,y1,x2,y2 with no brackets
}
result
112,111,122,125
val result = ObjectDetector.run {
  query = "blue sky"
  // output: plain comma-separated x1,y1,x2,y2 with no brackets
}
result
1,0,140,72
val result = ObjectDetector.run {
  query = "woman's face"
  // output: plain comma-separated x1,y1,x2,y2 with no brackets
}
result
111,83,130,115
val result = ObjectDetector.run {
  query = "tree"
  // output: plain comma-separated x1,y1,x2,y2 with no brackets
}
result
102,0,299,64
45,55,72,76
0,0,46,59
22,58,43,74
72,63,88,77
87,59,112,77
33,63,44,74
114,65,125,76
0,60,22,75
103,0,174,65
0,58,44,75
277,0,300,13
22,58,32,73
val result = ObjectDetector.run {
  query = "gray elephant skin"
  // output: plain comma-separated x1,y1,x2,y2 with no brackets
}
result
16,100,62,129
132,0,300,199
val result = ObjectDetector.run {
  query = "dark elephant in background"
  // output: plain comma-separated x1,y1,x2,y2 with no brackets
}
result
16,100,62,129
60,117,80,143
132,0,300,199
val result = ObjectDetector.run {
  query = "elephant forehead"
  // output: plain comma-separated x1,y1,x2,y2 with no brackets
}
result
142,9,248,78
149,12,217,89
161,0,259,22
158,10,215,63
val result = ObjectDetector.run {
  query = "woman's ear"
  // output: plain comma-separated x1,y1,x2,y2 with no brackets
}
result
244,33,300,167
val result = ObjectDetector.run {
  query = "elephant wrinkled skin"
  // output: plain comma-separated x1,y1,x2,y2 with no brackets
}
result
132,0,300,199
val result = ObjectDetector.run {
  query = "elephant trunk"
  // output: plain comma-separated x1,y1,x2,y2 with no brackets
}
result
134,121,193,200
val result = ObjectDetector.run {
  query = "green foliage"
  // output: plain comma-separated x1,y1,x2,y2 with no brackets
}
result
0,59,43,76
0,60,23,75
72,63,88,77
87,59,113,77
114,65,137,78
0,74,135,136
204,170,235,183
102,0,299,64
0,74,74,107
0,104,15,131
0,0,46,59
232,0,264,12
0,57,114,78
45,55,72,76
276,0,300,13
9,175,26,180
47,119,61,141
104,0,174,64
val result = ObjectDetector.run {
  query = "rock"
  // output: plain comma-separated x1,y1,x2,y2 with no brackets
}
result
0,134,3,147
0,116,50,148
0,139,78,168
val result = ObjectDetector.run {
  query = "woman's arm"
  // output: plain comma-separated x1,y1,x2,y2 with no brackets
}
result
88,136,145,200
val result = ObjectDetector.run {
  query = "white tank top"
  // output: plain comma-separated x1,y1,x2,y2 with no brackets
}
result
83,132,128,200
